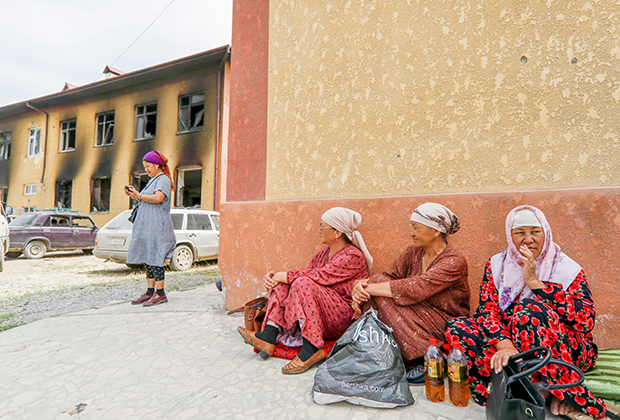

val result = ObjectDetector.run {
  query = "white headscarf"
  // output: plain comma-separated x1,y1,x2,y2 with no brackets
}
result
490,205,582,312
321,207,373,274
410,202,461,234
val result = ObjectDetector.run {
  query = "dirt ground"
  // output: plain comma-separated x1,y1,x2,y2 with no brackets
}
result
0,251,221,331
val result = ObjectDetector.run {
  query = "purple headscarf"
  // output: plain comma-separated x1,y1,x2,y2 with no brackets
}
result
143,150,165,166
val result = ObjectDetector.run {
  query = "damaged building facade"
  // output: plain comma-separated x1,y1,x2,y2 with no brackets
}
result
0,46,230,227
222,1,620,348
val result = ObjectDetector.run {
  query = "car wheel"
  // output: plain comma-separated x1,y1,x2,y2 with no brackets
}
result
170,245,193,271
82,249,93,255
24,241,46,259
5,252,22,259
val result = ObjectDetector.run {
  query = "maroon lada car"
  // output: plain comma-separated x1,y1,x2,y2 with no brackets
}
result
8,212,99,259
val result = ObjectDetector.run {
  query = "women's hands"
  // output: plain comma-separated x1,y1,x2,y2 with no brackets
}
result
351,279,370,308
264,271,287,293
491,343,520,374
516,244,544,289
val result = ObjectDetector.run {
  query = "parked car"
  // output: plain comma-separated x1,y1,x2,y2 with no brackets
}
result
7,211,99,259
0,203,9,271
94,208,220,271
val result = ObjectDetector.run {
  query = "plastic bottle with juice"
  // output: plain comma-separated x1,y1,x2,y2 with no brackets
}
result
447,338,469,407
424,337,445,402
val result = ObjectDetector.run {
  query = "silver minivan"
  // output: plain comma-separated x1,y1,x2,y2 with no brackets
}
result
94,208,219,271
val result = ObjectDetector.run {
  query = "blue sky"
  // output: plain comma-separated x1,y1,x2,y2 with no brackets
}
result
0,0,232,107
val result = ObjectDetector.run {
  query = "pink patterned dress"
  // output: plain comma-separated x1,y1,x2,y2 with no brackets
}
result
264,244,369,349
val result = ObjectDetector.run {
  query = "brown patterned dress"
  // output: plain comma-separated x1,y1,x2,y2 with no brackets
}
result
366,244,470,365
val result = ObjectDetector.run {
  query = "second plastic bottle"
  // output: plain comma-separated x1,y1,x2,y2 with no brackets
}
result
447,338,469,407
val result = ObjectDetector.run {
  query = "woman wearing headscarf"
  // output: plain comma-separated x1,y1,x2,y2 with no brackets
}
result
238,207,372,374
445,205,607,418
125,150,177,307
352,202,470,379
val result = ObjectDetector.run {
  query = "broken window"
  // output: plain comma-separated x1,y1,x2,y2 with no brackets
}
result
59,119,76,152
178,92,205,133
55,180,72,209
28,128,40,157
24,184,37,195
135,103,157,140
176,168,202,207
91,177,111,212
129,173,149,208
96,111,114,146
0,132,11,160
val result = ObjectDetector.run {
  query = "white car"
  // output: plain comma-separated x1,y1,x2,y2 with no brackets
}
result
94,208,219,271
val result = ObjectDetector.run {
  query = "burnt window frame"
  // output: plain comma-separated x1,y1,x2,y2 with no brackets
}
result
90,177,111,213
28,127,41,157
55,180,73,209
177,92,205,133
134,102,157,140
0,131,11,160
59,119,76,152
95,111,115,147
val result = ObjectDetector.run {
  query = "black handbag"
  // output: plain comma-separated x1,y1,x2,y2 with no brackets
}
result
486,346,584,420
128,204,139,223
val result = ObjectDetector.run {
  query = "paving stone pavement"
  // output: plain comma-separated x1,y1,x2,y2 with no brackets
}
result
0,286,565,420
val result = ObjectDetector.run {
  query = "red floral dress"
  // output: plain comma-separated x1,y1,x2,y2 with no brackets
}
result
264,244,369,349
446,260,606,418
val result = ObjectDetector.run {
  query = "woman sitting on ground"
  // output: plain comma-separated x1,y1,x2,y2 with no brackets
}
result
238,207,372,374
352,202,470,379
445,205,607,418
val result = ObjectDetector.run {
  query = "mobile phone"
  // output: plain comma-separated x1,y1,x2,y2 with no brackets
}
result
124,185,131,190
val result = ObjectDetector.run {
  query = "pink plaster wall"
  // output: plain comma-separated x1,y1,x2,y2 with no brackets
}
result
227,0,269,202
220,188,620,349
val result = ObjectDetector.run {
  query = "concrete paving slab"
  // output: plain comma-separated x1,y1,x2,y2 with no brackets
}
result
0,286,565,419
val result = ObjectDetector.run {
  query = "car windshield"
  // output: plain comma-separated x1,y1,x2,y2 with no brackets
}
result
103,211,133,230
9,213,39,226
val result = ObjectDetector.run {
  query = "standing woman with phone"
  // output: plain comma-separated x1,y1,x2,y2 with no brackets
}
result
124,150,177,306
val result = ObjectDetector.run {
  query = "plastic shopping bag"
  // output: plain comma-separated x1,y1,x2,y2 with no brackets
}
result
312,308,415,408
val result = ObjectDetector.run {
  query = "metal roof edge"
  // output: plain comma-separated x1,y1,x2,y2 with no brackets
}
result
0,45,231,119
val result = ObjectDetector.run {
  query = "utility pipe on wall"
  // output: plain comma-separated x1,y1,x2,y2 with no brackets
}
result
213,46,230,211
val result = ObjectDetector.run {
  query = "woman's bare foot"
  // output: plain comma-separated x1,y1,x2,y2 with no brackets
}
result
549,396,575,416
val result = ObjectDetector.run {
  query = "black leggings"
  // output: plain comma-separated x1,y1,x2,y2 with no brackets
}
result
145,265,165,281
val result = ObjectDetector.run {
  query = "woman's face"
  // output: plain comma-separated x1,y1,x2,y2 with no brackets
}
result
511,226,546,259
410,221,438,249
143,161,160,178
319,222,339,246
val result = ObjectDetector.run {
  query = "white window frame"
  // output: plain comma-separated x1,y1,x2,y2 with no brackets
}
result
135,102,157,140
95,111,115,146
28,128,41,157
25,184,37,195
178,92,205,133
0,131,11,160
59,119,76,152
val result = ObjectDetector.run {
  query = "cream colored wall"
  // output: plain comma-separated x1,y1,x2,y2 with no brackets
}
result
0,67,219,227
266,0,620,200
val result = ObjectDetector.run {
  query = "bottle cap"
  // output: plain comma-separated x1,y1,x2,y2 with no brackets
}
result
452,338,461,349
429,337,437,345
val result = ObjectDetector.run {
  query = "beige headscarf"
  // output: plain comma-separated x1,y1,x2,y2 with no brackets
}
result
321,207,374,273
410,202,461,234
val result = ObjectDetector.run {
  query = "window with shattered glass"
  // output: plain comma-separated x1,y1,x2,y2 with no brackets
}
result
91,177,111,212
0,132,11,160
96,111,115,146
28,128,40,157
135,102,157,140
60,119,76,152
178,92,205,133
55,180,72,209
